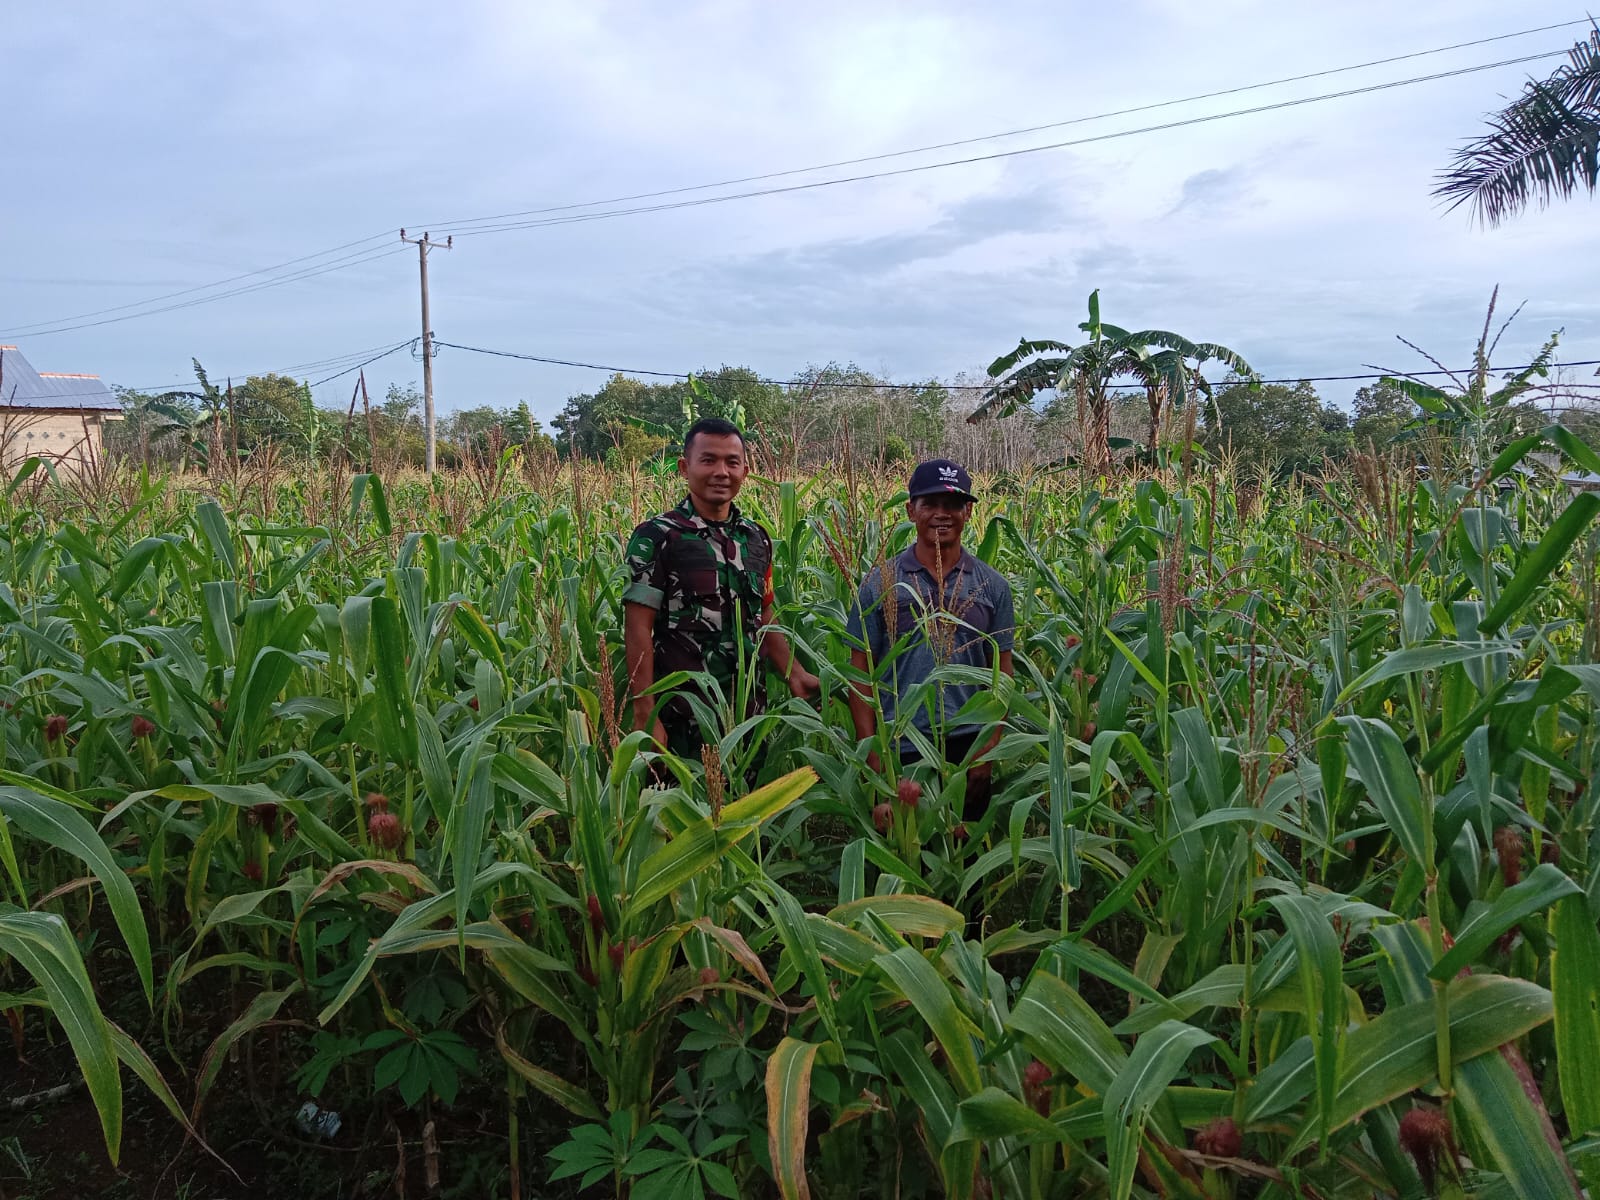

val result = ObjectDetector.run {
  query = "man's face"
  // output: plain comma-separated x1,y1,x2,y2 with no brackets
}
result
679,432,748,507
906,492,972,555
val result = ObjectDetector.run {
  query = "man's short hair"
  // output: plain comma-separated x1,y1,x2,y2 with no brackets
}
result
683,416,746,456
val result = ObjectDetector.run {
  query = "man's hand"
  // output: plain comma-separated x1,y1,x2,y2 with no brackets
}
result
651,719,669,751
788,666,821,699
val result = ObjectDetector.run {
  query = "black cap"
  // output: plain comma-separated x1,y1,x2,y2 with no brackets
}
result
907,459,975,501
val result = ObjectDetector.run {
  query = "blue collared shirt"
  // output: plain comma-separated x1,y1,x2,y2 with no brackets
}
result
846,545,1014,736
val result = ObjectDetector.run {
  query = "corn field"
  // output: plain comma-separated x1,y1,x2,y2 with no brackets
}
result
2,433,1600,1199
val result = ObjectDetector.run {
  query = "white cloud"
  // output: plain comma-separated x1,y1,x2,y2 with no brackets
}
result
0,0,1593,417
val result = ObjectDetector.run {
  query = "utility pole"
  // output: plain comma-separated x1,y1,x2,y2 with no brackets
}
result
400,229,451,474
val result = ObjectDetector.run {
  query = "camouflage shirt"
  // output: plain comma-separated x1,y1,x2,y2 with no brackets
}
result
622,497,775,710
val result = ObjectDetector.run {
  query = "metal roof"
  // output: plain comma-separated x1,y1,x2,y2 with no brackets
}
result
0,346,121,411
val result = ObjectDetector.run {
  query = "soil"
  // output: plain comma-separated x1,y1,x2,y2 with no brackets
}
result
0,984,581,1200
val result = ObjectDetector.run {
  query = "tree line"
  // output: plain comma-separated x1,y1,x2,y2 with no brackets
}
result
104,361,1547,480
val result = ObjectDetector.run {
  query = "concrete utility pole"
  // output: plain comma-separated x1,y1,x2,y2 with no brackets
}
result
400,229,451,474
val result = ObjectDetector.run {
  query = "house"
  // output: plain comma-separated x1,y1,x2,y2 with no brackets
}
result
0,345,122,471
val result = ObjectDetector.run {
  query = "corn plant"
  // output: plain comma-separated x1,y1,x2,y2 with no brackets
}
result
2,418,1599,1199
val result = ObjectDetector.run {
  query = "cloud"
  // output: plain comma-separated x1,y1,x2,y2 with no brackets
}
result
3,0,1597,425
708,183,1083,282
1169,166,1250,215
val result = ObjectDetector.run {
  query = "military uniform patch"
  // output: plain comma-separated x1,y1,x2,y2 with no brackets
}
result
623,497,776,728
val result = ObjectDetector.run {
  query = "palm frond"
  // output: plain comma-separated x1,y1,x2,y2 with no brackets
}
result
1544,24,1600,111
1435,29,1600,226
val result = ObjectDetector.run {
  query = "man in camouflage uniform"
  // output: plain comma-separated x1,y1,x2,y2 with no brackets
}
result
623,417,819,757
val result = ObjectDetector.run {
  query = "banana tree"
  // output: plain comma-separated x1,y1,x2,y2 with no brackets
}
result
973,290,1256,472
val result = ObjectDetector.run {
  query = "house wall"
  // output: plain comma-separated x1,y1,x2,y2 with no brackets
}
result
0,409,116,473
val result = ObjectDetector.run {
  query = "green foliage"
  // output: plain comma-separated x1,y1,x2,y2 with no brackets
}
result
1351,378,1419,449
368,1028,478,1107
1202,377,1351,476
978,289,1257,471
3,395,1600,1196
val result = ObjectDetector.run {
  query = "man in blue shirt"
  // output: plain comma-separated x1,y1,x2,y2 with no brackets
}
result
845,459,1014,823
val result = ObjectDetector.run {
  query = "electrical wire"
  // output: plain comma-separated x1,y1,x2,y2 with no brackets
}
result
431,338,1600,392
304,340,419,388
0,245,409,340
2,20,1586,339
438,51,1570,238
0,234,395,337
420,18,1595,235
277,340,426,375
8,336,1593,406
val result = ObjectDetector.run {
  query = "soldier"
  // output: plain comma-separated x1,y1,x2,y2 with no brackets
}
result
623,417,819,757
845,458,1014,824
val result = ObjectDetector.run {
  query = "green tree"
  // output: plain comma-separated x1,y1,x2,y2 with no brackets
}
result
1350,379,1419,449
688,366,784,431
444,405,506,460
902,381,949,452
382,383,421,428
977,290,1254,471
1436,25,1599,225
1560,401,1600,448
232,373,313,451
604,422,669,467
1318,402,1354,463
554,374,679,459
505,401,533,446
1204,378,1347,476
107,387,202,468
371,383,425,467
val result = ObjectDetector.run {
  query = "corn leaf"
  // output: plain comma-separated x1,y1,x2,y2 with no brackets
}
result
1479,492,1600,636
0,785,153,1004
1454,1045,1581,1200
1103,1020,1214,1200
0,909,121,1163
766,1037,822,1200
1552,895,1600,1134
1339,716,1428,865
875,946,983,1095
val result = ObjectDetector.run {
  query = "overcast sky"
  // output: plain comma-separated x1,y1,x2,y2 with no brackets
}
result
3,1,1596,423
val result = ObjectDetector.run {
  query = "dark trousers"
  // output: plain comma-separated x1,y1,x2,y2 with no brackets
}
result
903,729,993,825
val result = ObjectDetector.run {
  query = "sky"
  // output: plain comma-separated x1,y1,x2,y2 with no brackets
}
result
2,1,1597,425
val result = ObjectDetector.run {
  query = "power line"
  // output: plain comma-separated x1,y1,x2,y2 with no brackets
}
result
0,339,418,401
304,340,419,388
431,338,1600,392
1,21,1585,339
421,18,1595,235
0,234,394,337
0,245,409,341
437,51,1570,238
10,336,1592,407
279,339,427,375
